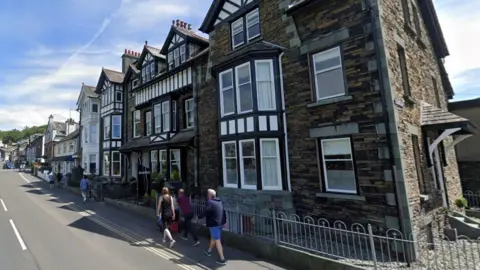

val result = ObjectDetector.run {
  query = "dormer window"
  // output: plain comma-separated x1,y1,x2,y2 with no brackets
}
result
180,44,186,62
168,52,174,69
174,48,180,67
231,8,260,49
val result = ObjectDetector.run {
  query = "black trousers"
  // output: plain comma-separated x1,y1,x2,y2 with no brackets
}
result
182,213,198,242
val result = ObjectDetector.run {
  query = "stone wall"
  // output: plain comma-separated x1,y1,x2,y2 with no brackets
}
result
378,0,461,237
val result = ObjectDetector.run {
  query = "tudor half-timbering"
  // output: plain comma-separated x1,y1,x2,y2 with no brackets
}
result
119,21,209,196
199,0,294,213
95,68,125,180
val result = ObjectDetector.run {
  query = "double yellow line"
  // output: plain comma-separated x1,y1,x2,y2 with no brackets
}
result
20,173,207,270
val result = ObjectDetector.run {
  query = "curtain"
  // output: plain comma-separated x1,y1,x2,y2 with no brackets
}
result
261,140,279,188
256,62,275,110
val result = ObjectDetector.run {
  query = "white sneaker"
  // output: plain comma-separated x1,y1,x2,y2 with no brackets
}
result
193,241,200,247
169,240,176,248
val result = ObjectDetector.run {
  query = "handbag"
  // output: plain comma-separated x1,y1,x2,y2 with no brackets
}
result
170,221,179,233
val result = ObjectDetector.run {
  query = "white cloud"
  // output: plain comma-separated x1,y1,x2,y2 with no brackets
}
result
0,104,79,130
119,1,192,28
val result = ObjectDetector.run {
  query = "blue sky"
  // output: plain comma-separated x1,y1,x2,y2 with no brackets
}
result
0,0,478,130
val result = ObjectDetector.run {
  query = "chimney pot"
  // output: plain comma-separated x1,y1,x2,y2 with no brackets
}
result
124,49,127,53
188,24,192,30
145,40,148,46
172,20,175,25
176,19,180,27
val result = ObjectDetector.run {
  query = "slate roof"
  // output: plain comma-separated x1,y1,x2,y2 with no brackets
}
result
103,68,125,83
83,84,98,98
53,121,66,134
58,129,80,142
145,45,165,59
421,102,469,126
175,25,209,43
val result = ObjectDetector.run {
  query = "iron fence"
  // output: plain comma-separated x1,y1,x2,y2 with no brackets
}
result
190,199,480,270
464,191,480,209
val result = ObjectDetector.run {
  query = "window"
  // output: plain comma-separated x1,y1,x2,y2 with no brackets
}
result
239,140,256,189
154,104,162,133
69,142,74,152
172,101,177,131
160,150,167,175
235,63,253,113
170,149,181,179
89,154,96,175
401,0,411,25
103,153,110,176
412,3,421,36
260,139,282,190
63,144,66,153
397,45,411,97
150,62,156,77
116,91,122,102
162,101,170,132
174,48,180,67
84,127,89,143
89,124,97,143
231,18,244,48
412,135,426,194
320,138,356,194
145,111,152,136
432,76,441,108
312,46,345,101
151,150,158,173
168,52,174,69
255,60,276,110
111,151,121,176
112,115,122,139
220,70,235,116
180,44,186,63
133,110,141,138
103,117,111,139
185,98,194,128
246,9,260,40
92,104,98,113
222,141,238,188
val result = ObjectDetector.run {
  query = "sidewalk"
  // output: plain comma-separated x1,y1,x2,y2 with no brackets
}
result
24,174,289,270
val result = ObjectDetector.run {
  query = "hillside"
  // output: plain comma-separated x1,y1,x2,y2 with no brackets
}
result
0,125,47,145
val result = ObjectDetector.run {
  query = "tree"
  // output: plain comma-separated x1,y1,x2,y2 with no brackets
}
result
0,125,47,145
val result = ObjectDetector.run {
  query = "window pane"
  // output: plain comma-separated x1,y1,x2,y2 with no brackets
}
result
239,84,253,112
322,139,351,156
315,68,345,100
224,143,236,157
256,61,275,110
162,102,170,131
223,89,235,115
324,160,356,191
237,65,250,84
241,141,256,187
151,150,158,173
314,57,341,71
221,71,233,88
261,140,280,188
225,159,237,185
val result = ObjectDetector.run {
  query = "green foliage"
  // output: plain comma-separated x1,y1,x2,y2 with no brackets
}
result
171,170,180,181
454,197,468,209
0,125,47,145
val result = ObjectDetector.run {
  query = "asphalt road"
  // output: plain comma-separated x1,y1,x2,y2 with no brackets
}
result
0,170,287,270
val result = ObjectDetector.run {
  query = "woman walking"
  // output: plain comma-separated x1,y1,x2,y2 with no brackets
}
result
157,187,176,248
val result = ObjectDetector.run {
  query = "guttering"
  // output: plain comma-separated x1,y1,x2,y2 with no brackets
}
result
278,52,292,191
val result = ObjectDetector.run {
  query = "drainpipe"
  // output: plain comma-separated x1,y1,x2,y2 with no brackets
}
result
278,52,291,192
365,0,407,237
192,64,199,189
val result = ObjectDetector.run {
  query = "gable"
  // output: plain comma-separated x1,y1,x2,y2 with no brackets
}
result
142,53,154,65
102,80,111,92
200,0,255,33
168,34,185,50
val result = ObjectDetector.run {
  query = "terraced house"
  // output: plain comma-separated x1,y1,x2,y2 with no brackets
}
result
119,20,209,197
197,0,478,242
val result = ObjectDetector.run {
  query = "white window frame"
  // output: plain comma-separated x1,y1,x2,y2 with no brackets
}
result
151,150,158,173
320,137,357,194
162,101,170,132
180,44,186,63
185,98,194,129
246,8,260,40
222,141,238,188
231,18,244,49
133,110,141,138
111,151,121,177
103,152,110,176
168,52,174,69
160,150,167,174
235,62,253,114
89,124,97,144
219,69,235,117
145,111,152,136
103,116,110,140
239,139,257,190
312,46,345,101
170,149,181,177
174,48,180,67
260,138,282,190
154,104,162,133
255,59,276,111
111,115,122,139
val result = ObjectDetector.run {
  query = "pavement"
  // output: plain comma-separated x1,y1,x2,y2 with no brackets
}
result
0,170,289,270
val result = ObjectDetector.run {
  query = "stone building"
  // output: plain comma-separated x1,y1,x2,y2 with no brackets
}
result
196,0,478,242
449,98,480,193
119,20,209,198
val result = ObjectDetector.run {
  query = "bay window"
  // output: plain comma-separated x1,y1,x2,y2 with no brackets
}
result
145,111,152,136
312,46,346,101
162,101,170,132
112,115,122,139
260,139,282,190
103,153,110,176
103,116,110,139
222,141,238,188
219,70,235,116
320,137,357,194
239,140,256,189
235,63,253,113
255,60,276,110
134,110,141,138
185,98,194,128
111,151,121,176
155,149,181,179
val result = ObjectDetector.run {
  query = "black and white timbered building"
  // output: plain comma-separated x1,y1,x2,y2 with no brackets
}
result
95,68,125,181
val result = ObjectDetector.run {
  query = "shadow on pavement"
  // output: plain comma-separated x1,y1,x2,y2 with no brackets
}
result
25,189,44,195
67,216,127,243
58,205,80,212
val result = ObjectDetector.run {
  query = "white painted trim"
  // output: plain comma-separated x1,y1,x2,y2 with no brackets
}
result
235,62,253,114
255,59,276,111
219,69,235,117
231,17,245,49
222,141,238,188
260,138,283,191
111,151,122,177
246,8,260,41
111,115,122,139
312,46,345,101
445,134,472,153
428,128,461,162
320,137,357,194
239,139,257,190
278,52,291,192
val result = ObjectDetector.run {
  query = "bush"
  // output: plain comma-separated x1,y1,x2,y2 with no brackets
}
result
454,197,468,209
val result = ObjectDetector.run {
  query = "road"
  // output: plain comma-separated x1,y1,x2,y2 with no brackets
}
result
0,170,287,270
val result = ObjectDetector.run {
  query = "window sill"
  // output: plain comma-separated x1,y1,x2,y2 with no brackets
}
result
307,95,353,108
316,193,366,201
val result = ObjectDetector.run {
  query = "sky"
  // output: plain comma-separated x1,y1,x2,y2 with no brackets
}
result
0,0,478,130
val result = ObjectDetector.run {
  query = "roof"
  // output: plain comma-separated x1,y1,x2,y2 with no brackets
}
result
119,130,195,152
103,68,125,83
421,102,479,135
448,97,480,111
160,25,209,55
418,0,449,58
76,84,98,105
58,129,80,142
53,121,66,133
145,45,165,59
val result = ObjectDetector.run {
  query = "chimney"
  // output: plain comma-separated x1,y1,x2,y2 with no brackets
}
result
121,48,140,73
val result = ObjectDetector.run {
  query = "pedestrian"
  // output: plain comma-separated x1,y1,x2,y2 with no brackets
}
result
198,189,227,265
48,171,54,189
157,187,176,248
80,175,89,202
177,189,200,246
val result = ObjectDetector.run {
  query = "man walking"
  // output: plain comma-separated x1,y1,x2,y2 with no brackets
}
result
198,189,227,265
177,189,200,247
80,175,89,202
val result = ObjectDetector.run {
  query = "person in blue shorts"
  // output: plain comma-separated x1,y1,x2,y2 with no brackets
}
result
198,189,227,265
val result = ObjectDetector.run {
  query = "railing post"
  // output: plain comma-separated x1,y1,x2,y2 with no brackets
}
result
272,209,278,245
368,224,378,270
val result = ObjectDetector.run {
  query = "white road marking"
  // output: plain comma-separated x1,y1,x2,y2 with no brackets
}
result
1,199,7,211
9,219,27,251
18,173,30,184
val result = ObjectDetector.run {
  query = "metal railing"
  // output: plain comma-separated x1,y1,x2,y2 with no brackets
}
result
190,199,480,270
464,191,480,209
